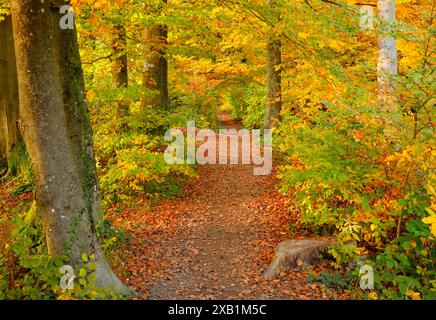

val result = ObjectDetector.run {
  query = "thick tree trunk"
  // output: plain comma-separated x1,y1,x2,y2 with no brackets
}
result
141,22,169,109
11,1,131,295
264,0,282,129
0,15,20,175
0,100,6,170
377,0,398,109
0,16,8,170
49,6,103,225
112,25,128,89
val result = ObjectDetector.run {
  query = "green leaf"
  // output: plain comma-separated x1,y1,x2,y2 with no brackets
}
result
88,274,97,283
79,268,87,278
361,195,370,212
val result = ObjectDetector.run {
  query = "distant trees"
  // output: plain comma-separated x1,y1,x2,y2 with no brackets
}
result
0,15,20,178
112,25,128,89
377,0,398,109
264,0,282,129
141,0,169,110
10,0,131,294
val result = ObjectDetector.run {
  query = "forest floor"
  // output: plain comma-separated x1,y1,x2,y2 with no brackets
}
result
0,113,349,299
111,113,350,300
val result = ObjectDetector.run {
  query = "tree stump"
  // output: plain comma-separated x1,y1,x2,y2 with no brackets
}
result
263,239,332,279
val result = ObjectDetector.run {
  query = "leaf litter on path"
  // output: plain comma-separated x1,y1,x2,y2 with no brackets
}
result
111,161,349,300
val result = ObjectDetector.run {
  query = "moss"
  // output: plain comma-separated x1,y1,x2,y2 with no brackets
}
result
7,139,33,180
64,207,87,261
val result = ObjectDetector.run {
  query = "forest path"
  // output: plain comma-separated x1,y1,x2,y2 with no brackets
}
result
113,113,348,300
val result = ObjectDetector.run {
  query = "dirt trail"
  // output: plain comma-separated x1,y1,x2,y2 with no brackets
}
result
114,113,348,300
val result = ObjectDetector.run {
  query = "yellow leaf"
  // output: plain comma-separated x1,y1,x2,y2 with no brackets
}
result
422,214,436,237
368,292,378,300
298,32,309,40
86,90,95,100
407,290,421,300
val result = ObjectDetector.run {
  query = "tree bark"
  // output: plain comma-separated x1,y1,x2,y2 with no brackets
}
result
11,0,131,295
49,6,104,225
0,14,20,175
111,25,129,118
264,0,282,129
141,9,169,110
112,25,128,89
377,0,398,109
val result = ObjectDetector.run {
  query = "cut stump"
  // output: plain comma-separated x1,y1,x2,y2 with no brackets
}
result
263,239,332,279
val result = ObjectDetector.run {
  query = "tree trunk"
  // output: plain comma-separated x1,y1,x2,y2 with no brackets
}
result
112,25,128,88
11,1,131,295
141,16,169,109
49,6,104,226
377,0,398,109
0,14,20,176
111,25,129,118
264,0,282,129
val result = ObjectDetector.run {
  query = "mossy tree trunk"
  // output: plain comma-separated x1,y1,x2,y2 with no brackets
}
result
0,14,21,177
11,0,131,295
49,5,104,226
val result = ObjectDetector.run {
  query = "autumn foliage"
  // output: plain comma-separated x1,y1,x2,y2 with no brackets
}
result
0,0,434,300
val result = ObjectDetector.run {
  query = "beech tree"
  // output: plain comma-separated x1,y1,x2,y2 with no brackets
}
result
264,0,282,129
141,0,169,110
10,0,131,295
111,24,129,118
112,25,128,89
377,0,398,108
0,14,20,178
